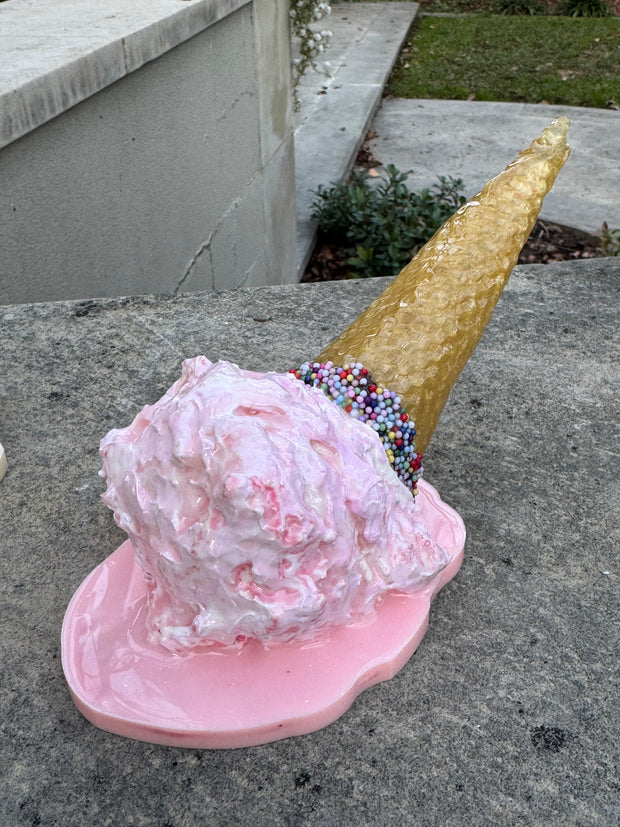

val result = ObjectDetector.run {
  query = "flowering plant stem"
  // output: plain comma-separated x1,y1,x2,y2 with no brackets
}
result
290,1,333,107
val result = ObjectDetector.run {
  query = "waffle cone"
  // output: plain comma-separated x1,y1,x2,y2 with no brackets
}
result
318,117,570,453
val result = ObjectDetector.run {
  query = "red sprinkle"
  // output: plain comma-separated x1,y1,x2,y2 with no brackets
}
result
400,413,408,421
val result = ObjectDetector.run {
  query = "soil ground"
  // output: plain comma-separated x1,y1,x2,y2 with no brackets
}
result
302,221,602,282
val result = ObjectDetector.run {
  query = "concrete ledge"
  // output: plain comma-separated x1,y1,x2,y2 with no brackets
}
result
0,257,618,824
0,0,251,150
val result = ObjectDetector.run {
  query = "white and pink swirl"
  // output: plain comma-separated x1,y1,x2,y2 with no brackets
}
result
100,357,449,650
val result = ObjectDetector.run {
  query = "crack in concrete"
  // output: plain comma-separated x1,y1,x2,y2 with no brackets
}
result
131,316,185,358
234,268,251,291
175,169,265,295
213,89,256,127
175,240,214,296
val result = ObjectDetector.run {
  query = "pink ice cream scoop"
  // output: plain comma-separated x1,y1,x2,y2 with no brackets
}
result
99,357,450,650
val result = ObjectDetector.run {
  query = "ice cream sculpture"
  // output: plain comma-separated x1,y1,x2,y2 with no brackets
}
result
62,118,570,748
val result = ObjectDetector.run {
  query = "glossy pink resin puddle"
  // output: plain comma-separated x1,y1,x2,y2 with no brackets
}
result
62,480,465,748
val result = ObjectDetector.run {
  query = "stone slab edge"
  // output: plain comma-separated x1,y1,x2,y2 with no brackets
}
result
294,2,419,278
0,0,250,150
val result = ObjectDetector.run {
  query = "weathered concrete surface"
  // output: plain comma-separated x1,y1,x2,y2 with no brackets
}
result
0,0,251,149
370,99,620,235
0,0,296,305
0,258,618,825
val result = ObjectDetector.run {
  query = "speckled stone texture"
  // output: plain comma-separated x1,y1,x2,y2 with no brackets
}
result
1,258,618,826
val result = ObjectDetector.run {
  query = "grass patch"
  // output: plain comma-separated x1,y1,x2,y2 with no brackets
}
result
387,15,620,107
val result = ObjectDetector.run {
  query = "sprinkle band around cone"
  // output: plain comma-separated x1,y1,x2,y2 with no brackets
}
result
319,117,570,454
292,361,423,493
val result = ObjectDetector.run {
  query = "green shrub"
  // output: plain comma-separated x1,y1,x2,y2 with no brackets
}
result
311,165,466,278
559,0,611,16
493,0,545,14
599,223,620,256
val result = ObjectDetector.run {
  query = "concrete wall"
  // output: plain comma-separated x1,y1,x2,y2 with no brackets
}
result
0,0,295,304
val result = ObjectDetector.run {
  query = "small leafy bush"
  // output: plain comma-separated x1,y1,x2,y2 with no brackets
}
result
599,223,620,256
560,0,611,15
493,0,545,14
311,165,466,279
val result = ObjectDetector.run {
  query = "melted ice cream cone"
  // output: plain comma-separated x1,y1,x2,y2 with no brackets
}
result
318,117,571,453
63,119,572,749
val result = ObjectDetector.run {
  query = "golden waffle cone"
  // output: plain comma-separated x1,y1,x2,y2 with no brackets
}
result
318,117,570,454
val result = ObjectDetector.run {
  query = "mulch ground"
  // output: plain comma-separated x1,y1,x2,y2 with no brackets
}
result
302,220,602,283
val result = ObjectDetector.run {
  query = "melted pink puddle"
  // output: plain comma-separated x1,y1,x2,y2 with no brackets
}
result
62,480,465,748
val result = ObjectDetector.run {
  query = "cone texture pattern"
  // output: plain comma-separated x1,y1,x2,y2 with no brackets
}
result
319,118,570,453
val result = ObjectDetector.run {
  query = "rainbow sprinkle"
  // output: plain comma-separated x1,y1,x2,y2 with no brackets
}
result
290,362,422,496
